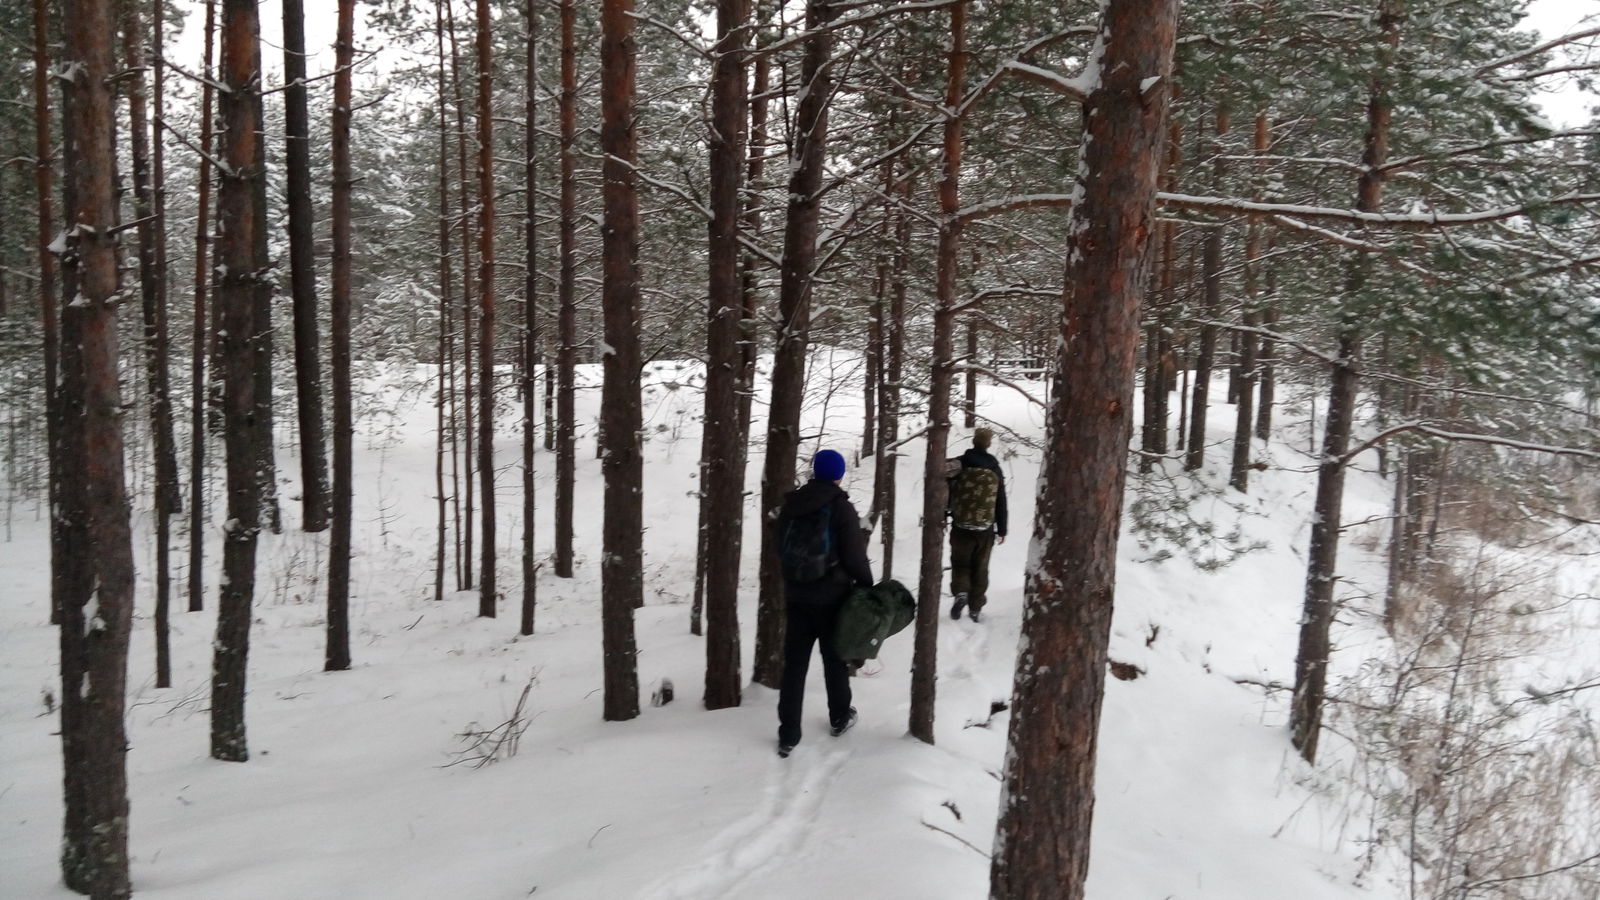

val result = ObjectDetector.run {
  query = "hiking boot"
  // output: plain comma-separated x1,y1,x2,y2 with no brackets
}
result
829,707,858,737
968,606,982,623
777,741,795,758
950,593,968,620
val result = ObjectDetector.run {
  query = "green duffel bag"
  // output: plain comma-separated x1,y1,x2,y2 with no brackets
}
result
832,579,916,660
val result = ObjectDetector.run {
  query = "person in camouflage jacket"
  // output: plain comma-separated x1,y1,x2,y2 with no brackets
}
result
947,427,1007,622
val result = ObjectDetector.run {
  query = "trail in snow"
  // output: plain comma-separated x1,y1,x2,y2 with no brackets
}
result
641,745,853,900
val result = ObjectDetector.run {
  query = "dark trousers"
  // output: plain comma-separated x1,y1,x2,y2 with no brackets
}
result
777,602,852,746
949,528,996,611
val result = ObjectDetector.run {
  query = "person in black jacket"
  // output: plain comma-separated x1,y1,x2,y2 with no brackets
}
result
774,449,873,757
949,427,1007,622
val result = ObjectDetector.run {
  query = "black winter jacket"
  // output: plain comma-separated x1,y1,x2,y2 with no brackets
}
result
775,479,874,605
957,447,1009,537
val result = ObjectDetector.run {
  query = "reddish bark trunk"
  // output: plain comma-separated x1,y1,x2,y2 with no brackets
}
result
56,1,137,892
283,0,332,533
1291,0,1403,765
910,0,968,746
700,0,750,710
212,0,265,761
990,0,1177,894
752,0,839,691
599,0,642,721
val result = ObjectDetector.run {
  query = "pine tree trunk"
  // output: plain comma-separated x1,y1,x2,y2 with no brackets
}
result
863,250,881,460
1141,115,1181,471
326,0,355,672
56,1,137,891
521,0,540,636
877,174,911,579
700,0,750,711
599,0,642,721
251,76,279,536
188,0,216,615
1254,279,1278,441
736,0,771,469
446,1,476,591
123,0,177,689
553,0,578,579
150,0,176,683
1228,112,1271,493
963,320,979,429
475,0,497,618
435,0,453,603
33,0,62,627
212,0,265,761
752,0,839,691
1290,0,1401,763
1184,105,1228,472
282,0,332,533
909,0,967,746
990,1,1176,894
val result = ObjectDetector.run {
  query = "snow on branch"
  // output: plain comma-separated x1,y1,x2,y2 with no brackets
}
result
755,1,963,57
1477,26,1600,75
1340,422,1600,467
954,193,1074,225
1160,191,1600,227
998,60,1092,103
1379,129,1600,174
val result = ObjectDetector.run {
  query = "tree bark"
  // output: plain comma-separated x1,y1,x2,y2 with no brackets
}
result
752,0,839,691
327,0,356,672
188,0,216,614
1228,113,1270,493
521,0,540,636
700,0,750,710
909,0,967,746
282,0,332,533
56,1,137,892
1184,105,1228,472
1290,0,1402,764
876,173,911,579
150,0,176,681
212,0,265,761
475,0,498,618
435,0,453,603
553,0,578,579
990,0,1177,894
34,0,61,627
124,0,177,690
446,0,476,591
250,42,279,536
736,0,771,452
599,0,642,721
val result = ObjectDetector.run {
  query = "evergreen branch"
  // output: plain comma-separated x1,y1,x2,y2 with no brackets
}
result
1160,191,1600,227
954,193,1074,225
1379,130,1600,174
1339,422,1600,467
754,1,963,57
1477,26,1600,75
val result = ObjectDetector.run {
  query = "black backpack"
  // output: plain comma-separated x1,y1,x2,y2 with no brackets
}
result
780,505,834,584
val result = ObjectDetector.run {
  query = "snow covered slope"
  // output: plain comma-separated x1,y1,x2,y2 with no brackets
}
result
2,353,1412,899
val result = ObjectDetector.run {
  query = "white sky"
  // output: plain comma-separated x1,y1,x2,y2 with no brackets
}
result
165,0,1597,127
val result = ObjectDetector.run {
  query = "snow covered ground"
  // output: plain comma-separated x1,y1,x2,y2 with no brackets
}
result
2,352,1587,899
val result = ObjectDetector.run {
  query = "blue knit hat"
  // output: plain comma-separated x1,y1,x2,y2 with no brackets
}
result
813,449,847,482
